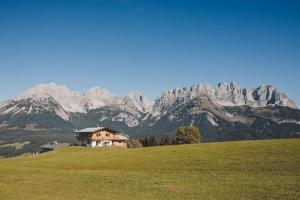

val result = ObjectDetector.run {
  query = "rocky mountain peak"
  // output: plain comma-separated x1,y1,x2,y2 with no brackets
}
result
85,86,115,109
0,82,298,134
128,91,152,113
217,82,240,90
151,82,297,117
17,83,87,113
14,83,151,114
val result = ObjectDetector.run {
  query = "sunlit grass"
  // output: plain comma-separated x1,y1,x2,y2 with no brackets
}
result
0,139,299,199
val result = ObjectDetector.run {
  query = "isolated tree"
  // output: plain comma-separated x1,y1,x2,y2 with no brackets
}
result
176,125,200,144
127,139,143,148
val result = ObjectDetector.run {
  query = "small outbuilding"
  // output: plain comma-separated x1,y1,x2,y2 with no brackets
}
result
40,141,70,153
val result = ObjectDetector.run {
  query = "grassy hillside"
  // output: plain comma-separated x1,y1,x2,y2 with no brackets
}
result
0,139,299,200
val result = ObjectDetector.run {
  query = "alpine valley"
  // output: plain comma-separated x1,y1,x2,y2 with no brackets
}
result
0,82,300,157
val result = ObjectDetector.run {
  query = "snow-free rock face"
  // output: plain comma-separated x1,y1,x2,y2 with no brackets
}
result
16,83,151,114
0,100,11,109
128,91,152,113
9,83,151,127
0,96,73,129
1,97,62,116
0,82,298,131
151,82,297,118
85,86,116,110
17,83,87,113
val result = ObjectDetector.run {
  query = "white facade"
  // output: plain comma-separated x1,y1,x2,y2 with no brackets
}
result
77,139,113,147
91,141,97,147
94,140,112,147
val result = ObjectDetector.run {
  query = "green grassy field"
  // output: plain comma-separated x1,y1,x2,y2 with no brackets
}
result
0,139,299,200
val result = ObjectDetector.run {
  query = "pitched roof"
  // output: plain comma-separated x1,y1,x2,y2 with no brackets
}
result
75,127,120,133
114,134,130,140
76,127,105,133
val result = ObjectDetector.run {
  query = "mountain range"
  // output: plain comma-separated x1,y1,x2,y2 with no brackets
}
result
0,82,300,142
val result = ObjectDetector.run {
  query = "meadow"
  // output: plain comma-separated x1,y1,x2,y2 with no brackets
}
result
0,139,299,200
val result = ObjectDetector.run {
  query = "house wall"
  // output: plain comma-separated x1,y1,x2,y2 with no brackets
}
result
77,134,92,142
96,140,112,147
77,129,128,148
91,141,97,147
113,141,127,147
77,140,88,146
91,130,116,140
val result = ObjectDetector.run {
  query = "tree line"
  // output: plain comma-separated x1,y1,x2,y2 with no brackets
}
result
128,125,201,148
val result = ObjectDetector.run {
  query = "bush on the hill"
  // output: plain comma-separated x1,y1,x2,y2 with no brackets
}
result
176,125,200,144
128,139,143,148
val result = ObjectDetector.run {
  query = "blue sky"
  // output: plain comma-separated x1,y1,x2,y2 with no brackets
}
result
0,0,299,105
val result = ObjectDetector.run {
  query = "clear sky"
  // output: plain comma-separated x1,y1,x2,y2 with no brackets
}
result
0,0,299,105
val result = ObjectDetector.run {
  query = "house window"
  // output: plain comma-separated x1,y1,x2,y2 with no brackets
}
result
106,133,109,137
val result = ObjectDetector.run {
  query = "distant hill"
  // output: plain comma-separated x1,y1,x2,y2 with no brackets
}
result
0,82,299,142
0,139,299,200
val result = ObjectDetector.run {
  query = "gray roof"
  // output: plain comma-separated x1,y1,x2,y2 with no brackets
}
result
75,127,120,133
114,134,129,140
76,127,105,133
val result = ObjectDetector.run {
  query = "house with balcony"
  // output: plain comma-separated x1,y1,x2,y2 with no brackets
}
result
75,127,129,148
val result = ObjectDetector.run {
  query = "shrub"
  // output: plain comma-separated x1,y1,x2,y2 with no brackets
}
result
176,125,200,144
128,139,143,148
